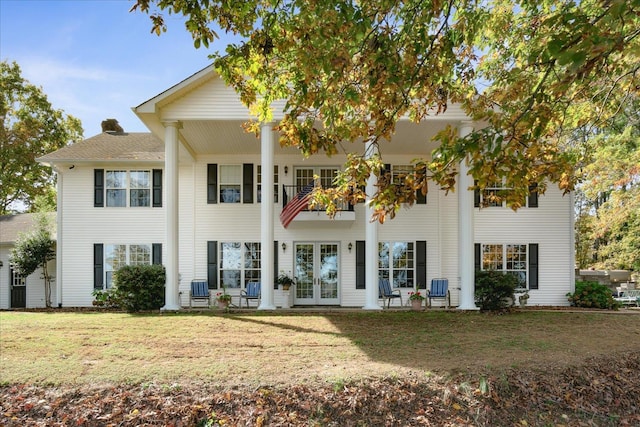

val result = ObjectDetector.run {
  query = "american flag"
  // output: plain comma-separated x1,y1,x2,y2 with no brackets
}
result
280,182,314,228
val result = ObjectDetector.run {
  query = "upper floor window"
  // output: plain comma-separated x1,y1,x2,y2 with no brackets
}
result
105,170,151,207
257,165,279,203
207,164,254,204
474,181,538,208
379,241,415,288
219,165,241,203
95,169,161,208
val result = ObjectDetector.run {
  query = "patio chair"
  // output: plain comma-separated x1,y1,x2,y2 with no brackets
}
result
189,280,211,308
240,281,261,308
379,278,402,308
427,278,450,309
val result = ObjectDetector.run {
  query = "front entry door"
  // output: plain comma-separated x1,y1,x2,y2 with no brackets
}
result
294,242,339,305
10,266,26,308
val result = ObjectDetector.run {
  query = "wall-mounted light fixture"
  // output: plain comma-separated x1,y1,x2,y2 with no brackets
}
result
348,242,353,253
281,242,287,252
284,166,288,176
0,260,3,268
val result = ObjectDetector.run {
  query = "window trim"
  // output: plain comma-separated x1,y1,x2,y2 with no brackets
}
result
478,243,530,290
378,241,415,289
219,241,262,289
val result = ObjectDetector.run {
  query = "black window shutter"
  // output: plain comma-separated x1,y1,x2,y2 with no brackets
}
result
243,163,254,203
94,243,104,290
94,169,104,207
355,240,366,289
474,243,481,285
207,241,218,289
152,243,162,265
416,190,427,205
529,243,539,289
273,240,278,289
528,184,539,208
152,169,162,207
473,180,480,208
207,164,218,204
416,241,427,289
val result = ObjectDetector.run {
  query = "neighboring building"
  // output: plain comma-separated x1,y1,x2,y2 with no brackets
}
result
37,66,575,309
0,213,56,309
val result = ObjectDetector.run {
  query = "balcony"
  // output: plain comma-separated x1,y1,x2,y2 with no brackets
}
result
281,185,356,228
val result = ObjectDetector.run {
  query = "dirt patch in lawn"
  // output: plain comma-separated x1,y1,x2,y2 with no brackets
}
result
1,309,639,425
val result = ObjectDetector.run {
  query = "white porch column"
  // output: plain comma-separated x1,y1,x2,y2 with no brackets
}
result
162,120,182,311
258,122,276,310
363,141,382,310
457,121,478,310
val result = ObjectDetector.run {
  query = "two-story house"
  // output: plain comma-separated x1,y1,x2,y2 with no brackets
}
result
32,65,575,309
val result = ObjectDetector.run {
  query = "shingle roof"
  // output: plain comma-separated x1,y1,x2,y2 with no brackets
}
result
37,132,164,163
0,213,56,244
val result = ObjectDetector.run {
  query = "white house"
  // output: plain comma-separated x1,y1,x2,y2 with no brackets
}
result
36,65,575,309
0,213,57,309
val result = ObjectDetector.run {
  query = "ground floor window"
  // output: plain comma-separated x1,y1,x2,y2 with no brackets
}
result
219,242,261,288
378,241,415,288
481,243,528,288
104,244,151,288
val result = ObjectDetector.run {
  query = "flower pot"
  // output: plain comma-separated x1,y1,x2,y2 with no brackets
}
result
282,284,291,291
411,300,423,311
218,300,229,309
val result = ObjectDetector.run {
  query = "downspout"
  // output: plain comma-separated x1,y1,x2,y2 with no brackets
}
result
53,165,63,308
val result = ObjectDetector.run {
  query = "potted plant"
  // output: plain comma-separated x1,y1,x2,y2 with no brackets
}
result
408,290,425,311
277,271,296,291
518,291,530,308
216,287,232,309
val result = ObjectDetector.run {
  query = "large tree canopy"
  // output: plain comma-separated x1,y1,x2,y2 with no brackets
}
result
0,61,83,214
575,96,640,271
132,0,640,222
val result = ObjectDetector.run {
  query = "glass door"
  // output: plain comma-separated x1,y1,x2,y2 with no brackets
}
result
294,242,340,305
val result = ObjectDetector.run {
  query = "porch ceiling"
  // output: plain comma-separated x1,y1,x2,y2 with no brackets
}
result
178,118,459,157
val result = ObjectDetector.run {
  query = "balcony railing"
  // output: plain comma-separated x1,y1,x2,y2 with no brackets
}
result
282,185,354,212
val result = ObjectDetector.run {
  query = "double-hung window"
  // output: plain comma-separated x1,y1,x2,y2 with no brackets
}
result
105,170,151,207
257,165,279,203
481,244,528,288
219,242,261,288
219,165,241,203
379,241,415,288
104,244,151,288
129,171,151,207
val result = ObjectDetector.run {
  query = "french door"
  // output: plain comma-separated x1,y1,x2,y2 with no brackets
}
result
294,242,340,305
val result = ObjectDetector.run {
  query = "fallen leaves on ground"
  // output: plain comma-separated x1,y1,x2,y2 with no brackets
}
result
2,351,638,426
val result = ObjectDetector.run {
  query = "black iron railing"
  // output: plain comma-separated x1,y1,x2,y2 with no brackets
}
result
282,185,354,212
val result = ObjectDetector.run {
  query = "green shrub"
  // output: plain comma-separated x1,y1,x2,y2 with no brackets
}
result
92,288,120,308
112,264,166,312
567,280,620,310
474,270,518,311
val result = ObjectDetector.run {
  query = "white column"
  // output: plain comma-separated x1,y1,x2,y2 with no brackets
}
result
363,141,382,310
258,122,276,310
162,120,182,311
457,121,478,310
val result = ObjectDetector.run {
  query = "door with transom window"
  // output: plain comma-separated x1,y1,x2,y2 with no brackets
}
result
294,242,340,305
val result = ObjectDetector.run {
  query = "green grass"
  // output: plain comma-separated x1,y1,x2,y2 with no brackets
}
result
1,310,638,387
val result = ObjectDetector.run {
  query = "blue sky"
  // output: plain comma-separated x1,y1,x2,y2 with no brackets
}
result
1,0,235,137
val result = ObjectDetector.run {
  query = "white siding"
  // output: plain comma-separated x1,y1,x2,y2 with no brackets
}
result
55,155,574,308
58,165,164,307
0,244,55,309
161,78,252,121
474,186,573,306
